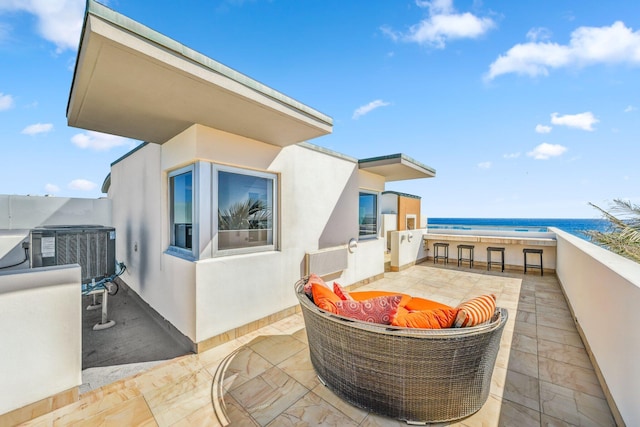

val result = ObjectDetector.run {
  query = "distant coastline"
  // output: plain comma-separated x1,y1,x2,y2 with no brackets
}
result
427,218,609,241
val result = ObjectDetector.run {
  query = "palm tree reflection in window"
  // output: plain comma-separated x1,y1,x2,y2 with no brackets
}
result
218,198,272,249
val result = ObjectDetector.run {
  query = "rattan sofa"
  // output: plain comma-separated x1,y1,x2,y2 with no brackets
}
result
295,279,508,424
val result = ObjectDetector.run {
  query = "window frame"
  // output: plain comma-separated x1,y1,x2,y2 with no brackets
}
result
168,164,196,259
358,190,379,240
213,164,278,257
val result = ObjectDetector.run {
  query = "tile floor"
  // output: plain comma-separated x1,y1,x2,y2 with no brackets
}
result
19,263,616,426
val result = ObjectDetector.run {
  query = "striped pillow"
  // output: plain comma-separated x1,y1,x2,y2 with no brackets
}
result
454,294,496,327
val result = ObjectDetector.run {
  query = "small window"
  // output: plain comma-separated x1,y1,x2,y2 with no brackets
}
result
406,214,417,230
216,166,276,254
169,167,193,251
359,191,378,238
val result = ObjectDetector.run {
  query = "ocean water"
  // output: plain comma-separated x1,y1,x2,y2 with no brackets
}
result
427,218,609,241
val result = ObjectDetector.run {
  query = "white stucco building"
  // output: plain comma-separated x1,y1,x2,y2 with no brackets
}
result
68,1,435,351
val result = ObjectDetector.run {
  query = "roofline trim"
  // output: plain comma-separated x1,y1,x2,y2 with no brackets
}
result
70,0,332,128
358,153,437,177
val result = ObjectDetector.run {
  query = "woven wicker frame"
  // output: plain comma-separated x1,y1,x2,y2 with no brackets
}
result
295,279,508,424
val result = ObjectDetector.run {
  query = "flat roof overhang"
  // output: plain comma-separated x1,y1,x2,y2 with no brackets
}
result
67,1,333,146
359,154,436,182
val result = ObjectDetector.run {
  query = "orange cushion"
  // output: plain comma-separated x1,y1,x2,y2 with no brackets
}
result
335,295,402,325
404,296,454,312
392,306,458,329
311,282,341,314
304,273,326,298
454,294,497,327
333,282,354,301
350,291,411,308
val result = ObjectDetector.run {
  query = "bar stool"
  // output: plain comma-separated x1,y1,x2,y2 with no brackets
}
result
433,242,449,264
523,248,543,276
457,244,474,267
487,247,505,272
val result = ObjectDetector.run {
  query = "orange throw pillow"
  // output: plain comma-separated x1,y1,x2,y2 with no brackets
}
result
454,294,497,327
311,282,341,314
304,273,326,298
392,307,458,329
333,282,354,301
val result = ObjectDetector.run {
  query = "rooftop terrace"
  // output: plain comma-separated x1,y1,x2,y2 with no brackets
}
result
16,263,615,426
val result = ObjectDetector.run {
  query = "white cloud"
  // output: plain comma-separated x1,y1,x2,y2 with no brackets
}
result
535,124,552,134
527,143,567,160
477,161,492,169
382,0,494,49
0,0,85,52
417,0,453,14
71,130,135,150
68,179,97,191
380,26,400,42
624,105,636,112
0,92,14,111
44,183,60,193
486,21,640,80
526,27,552,42
352,100,391,120
21,122,53,135
550,111,599,131
503,152,521,159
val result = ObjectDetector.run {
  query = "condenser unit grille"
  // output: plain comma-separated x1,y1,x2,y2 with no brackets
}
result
56,232,108,282
30,226,116,284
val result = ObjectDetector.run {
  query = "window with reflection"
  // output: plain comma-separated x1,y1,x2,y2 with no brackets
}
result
359,191,378,238
170,168,193,251
217,168,276,252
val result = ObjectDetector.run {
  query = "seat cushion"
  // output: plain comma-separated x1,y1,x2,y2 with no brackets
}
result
404,296,456,312
350,291,411,308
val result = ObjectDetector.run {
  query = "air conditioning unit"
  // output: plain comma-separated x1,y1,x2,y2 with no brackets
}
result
30,225,116,284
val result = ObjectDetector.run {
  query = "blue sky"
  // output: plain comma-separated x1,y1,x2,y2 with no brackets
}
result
1,0,639,218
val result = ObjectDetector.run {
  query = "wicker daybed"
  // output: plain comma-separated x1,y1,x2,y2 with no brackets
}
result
295,279,508,424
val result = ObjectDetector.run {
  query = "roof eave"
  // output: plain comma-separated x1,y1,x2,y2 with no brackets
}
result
67,0,332,147
358,153,436,182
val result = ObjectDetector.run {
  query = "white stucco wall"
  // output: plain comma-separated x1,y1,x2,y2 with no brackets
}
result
0,195,112,271
110,124,388,343
382,214,398,251
192,139,383,340
0,195,111,230
0,265,81,415
553,227,640,426
111,143,197,340
381,193,398,214
391,229,428,269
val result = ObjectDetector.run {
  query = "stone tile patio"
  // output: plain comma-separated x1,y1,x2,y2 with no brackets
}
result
20,263,615,426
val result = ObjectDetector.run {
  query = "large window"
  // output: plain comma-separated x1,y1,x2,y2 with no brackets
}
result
169,167,193,252
216,166,276,253
359,191,378,238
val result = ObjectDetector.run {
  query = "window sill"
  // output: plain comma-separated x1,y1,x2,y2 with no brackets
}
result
165,246,196,261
